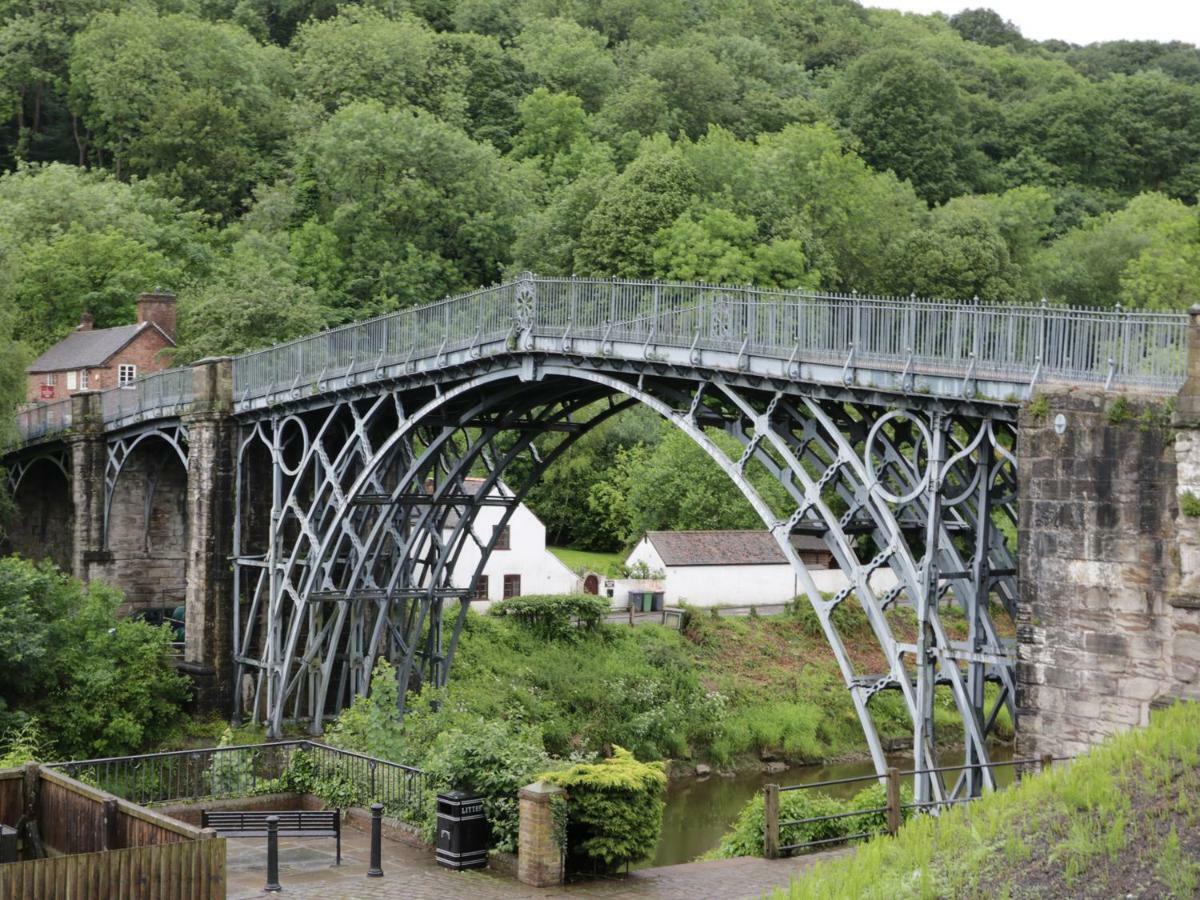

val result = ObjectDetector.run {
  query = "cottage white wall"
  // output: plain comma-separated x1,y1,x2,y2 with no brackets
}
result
624,541,898,607
454,499,579,611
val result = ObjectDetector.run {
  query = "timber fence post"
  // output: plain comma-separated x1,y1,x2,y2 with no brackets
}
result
885,767,902,836
763,783,780,859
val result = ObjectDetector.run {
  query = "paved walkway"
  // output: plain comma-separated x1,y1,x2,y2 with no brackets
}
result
225,822,845,899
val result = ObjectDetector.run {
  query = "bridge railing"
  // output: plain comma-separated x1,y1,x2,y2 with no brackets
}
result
15,397,73,442
12,276,1190,443
528,278,1187,389
101,367,195,424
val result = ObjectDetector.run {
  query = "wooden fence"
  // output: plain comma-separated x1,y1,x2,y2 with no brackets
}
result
0,764,225,899
0,837,225,900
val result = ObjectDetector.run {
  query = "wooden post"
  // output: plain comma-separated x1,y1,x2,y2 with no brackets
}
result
885,767,902,836
21,762,44,860
1040,753,1053,773
101,798,119,851
763,783,780,859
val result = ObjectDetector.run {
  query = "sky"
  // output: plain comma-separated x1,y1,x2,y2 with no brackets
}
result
865,1,1200,46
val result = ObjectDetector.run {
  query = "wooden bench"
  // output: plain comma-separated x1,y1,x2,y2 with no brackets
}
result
201,809,341,865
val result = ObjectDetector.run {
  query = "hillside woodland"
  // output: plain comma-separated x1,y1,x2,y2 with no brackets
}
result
1,1,1198,524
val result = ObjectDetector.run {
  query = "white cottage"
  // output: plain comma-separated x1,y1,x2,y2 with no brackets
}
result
448,478,581,609
623,530,896,607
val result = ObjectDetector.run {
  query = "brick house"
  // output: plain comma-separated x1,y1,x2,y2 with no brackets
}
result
26,293,177,403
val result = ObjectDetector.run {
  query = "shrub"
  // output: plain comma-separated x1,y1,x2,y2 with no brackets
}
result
540,746,667,871
788,596,872,640
0,557,189,758
207,727,256,797
422,718,552,853
489,594,610,641
711,780,913,858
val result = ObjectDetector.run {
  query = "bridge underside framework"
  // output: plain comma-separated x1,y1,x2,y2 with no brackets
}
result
233,359,1017,805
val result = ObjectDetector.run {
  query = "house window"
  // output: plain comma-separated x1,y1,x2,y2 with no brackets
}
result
119,364,137,386
78,369,88,388
472,576,489,600
66,371,77,390
43,373,55,387
495,525,510,551
503,574,521,598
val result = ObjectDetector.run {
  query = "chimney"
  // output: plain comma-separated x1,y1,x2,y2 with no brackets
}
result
76,312,94,331
136,291,177,342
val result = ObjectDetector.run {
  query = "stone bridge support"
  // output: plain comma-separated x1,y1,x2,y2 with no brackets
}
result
1017,307,1200,758
15,360,236,713
178,358,235,712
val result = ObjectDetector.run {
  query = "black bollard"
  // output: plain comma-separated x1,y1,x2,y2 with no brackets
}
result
367,802,384,878
264,815,282,892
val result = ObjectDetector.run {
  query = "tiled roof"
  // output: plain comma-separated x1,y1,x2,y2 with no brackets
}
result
644,531,828,567
27,323,171,373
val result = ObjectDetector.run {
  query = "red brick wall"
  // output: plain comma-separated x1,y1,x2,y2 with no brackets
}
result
25,327,175,403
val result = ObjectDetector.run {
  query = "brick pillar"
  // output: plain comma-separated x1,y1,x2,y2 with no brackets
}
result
179,357,236,713
517,781,566,888
66,390,108,581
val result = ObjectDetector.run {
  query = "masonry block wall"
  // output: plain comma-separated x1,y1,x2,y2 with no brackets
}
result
1016,389,1200,759
4,459,73,571
90,443,190,613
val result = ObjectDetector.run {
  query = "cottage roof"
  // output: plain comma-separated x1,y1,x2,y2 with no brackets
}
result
643,531,828,567
27,322,174,374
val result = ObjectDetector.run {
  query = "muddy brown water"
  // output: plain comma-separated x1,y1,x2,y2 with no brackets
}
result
637,744,1016,868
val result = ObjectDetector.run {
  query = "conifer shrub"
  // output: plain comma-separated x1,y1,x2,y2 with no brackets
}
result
540,746,667,871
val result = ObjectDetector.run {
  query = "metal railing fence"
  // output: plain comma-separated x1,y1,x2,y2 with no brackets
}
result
15,398,72,442
46,739,432,825
764,754,1068,857
13,275,1190,444
232,276,1189,402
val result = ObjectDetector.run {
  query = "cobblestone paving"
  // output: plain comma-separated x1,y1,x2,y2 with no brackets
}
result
225,824,847,899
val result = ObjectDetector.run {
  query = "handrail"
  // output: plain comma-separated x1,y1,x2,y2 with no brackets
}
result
12,274,1190,445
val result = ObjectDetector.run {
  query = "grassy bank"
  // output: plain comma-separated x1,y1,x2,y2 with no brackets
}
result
326,599,1012,772
779,702,1200,899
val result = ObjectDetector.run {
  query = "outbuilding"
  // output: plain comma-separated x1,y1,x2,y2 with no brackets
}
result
623,530,895,607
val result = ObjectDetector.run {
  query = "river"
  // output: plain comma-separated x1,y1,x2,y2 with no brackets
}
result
637,744,1016,868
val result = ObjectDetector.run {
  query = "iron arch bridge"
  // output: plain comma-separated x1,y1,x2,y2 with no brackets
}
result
8,275,1189,806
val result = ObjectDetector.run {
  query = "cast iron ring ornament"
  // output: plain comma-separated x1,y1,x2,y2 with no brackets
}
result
864,409,933,505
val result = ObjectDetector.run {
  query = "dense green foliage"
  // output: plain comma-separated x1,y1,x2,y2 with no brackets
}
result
540,746,667,870
0,1,1195,497
0,0,1195,410
0,557,189,758
488,593,610,641
779,702,1200,899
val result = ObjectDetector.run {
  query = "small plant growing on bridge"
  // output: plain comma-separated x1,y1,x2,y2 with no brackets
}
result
1180,491,1200,518
1107,395,1131,424
1027,393,1050,421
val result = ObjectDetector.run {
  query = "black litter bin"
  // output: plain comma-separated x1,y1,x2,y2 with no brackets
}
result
435,790,489,870
0,824,17,864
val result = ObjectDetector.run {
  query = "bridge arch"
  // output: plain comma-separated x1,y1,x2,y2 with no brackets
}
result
100,429,190,614
235,359,1017,802
4,450,73,571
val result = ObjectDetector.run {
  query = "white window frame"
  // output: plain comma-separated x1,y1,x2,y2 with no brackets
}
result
43,373,56,387
119,363,137,387
66,371,77,390
78,369,88,389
